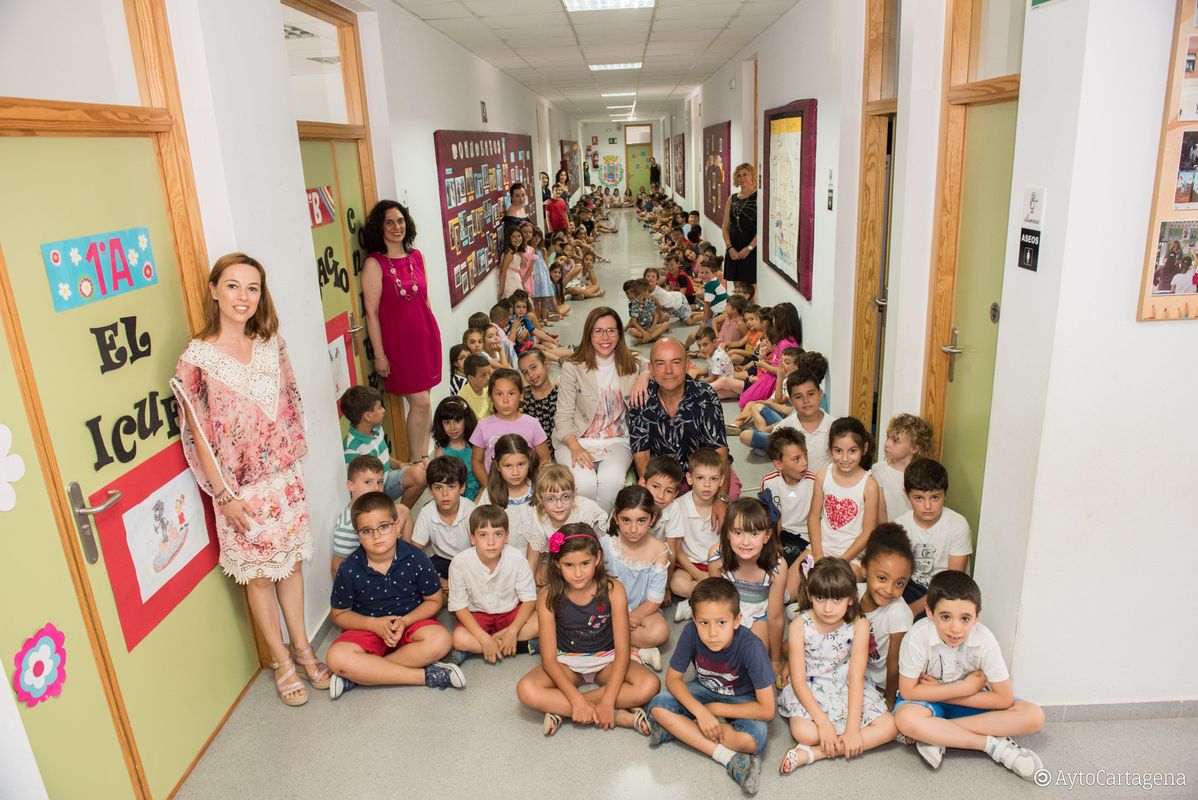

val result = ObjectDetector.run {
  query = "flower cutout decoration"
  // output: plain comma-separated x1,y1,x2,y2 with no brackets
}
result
57,282,72,302
142,261,154,281
0,424,25,512
49,249,62,267
69,247,82,266
127,248,139,267
138,234,148,251
12,623,66,708
79,277,94,299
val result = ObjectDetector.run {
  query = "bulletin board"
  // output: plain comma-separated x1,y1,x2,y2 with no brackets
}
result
559,139,580,196
704,121,732,224
664,137,672,188
1138,0,1198,321
672,133,686,197
433,130,535,307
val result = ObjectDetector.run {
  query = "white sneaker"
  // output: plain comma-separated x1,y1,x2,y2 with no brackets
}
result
784,602,799,621
916,741,945,770
673,599,693,622
638,647,662,671
987,737,1043,781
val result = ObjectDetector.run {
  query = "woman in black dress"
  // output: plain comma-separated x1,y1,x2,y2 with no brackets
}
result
722,162,759,297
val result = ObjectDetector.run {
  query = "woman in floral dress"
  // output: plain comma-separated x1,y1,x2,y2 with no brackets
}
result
172,253,329,707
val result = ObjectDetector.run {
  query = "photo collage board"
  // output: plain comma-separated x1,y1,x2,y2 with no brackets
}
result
1138,1,1198,320
434,129,535,307
703,121,732,224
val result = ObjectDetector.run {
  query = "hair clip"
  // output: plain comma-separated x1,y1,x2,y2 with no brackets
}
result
548,530,593,553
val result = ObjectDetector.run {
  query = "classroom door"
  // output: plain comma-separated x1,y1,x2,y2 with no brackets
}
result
300,138,375,441
938,102,1018,539
0,136,259,798
626,144,652,196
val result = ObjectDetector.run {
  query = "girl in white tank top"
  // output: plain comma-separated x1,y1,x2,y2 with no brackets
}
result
808,417,881,569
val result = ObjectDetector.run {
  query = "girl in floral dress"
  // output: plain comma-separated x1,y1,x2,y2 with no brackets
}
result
172,253,329,707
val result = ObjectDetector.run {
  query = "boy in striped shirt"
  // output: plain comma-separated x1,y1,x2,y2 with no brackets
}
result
341,385,427,508
756,427,815,605
331,455,413,578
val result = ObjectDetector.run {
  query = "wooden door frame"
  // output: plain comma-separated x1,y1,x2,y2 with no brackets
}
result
0,1,214,796
922,0,1020,456
849,0,900,424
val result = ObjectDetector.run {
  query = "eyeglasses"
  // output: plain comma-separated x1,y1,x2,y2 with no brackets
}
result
591,327,619,338
357,521,395,538
539,492,575,506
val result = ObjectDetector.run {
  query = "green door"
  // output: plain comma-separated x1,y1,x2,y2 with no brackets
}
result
626,145,652,196
939,101,1018,544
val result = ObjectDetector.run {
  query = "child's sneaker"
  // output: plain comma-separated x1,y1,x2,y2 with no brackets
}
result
916,741,945,770
424,662,466,690
784,602,799,621
674,599,693,622
647,714,669,748
329,674,355,701
986,736,1043,781
726,753,762,796
445,649,469,666
637,646,662,671
526,637,541,655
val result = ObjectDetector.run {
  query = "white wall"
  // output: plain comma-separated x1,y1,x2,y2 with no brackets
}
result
979,0,1198,705
692,0,864,409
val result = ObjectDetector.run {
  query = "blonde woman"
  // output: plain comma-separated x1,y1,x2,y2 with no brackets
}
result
722,162,759,299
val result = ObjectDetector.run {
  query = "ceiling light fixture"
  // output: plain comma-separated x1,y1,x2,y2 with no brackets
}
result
606,104,634,109
564,0,653,10
589,63,641,71
601,91,636,97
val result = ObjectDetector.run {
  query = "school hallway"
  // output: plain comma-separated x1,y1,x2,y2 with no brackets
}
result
174,216,1198,800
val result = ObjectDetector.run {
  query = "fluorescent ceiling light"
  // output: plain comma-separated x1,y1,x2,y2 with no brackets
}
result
589,63,641,71
601,91,636,97
564,0,653,10
606,104,634,108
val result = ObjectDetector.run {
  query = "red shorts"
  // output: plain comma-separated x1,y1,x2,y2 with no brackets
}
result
470,606,520,635
675,560,710,573
333,619,443,657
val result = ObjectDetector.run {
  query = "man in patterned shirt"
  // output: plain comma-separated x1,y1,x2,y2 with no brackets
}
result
630,337,736,498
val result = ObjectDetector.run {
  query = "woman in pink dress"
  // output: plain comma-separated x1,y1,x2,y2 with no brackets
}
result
362,201,442,462
172,253,329,707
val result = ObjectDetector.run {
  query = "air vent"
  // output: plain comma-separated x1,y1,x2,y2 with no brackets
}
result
283,24,315,39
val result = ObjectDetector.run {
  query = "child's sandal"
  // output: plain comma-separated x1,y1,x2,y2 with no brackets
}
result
270,658,309,707
632,707,651,737
290,645,332,690
543,713,563,737
780,744,814,775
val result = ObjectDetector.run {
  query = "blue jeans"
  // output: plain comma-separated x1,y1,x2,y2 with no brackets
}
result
647,680,768,753
748,406,786,452
383,466,407,501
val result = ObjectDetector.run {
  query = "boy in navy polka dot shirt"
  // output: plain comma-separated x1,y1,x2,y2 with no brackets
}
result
325,492,467,698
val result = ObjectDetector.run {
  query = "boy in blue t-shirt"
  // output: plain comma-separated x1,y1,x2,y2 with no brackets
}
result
647,578,776,796
325,492,465,699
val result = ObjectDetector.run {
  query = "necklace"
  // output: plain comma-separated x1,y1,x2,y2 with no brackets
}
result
383,252,419,299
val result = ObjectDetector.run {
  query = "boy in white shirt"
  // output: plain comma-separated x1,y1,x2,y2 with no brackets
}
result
639,456,684,542
740,370,834,474
643,267,692,323
891,459,972,617
757,427,815,603
895,571,1045,781
872,413,933,522
690,327,737,398
668,449,725,622
412,456,477,586
446,505,539,665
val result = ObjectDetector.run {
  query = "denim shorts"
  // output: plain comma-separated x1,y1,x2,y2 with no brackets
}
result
647,680,768,753
383,466,407,501
748,406,787,452
894,692,989,720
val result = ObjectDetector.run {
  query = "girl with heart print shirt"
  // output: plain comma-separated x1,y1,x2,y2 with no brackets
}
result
807,417,880,579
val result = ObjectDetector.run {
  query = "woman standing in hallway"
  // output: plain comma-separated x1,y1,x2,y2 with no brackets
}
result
362,200,442,463
504,182,532,236
723,162,759,299
553,307,643,511
540,171,552,202
172,253,329,707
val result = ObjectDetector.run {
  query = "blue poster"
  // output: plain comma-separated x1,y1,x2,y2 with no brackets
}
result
41,226,159,313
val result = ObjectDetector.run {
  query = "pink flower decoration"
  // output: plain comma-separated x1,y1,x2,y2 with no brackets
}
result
547,530,566,553
12,623,66,708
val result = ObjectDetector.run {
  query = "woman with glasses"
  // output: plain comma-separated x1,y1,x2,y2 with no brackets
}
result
552,306,644,510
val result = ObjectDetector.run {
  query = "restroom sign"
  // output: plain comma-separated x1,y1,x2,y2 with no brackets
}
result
1018,228,1041,272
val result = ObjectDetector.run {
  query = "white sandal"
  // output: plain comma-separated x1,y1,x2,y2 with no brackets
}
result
780,743,814,775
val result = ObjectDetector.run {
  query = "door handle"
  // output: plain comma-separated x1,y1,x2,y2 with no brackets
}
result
873,296,888,309
68,483,121,564
348,311,364,356
940,328,963,382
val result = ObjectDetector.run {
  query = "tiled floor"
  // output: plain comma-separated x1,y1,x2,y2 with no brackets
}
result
176,211,1198,799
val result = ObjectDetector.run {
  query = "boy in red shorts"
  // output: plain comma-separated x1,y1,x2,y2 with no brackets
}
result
446,504,540,664
326,491,466,698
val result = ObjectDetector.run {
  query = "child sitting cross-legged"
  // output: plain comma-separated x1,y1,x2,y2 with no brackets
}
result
340,385,427,508
670,448,726,622
515,523,660,737
894,571,1045,780
624,279,672,345
602,486,672,671
872,413,934,522
446,504,539,665
331,455,413,579
646,577,776,797
326,491,466,699
691,327,737,398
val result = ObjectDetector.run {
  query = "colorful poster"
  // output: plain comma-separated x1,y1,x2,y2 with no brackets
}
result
433,130,535,306
704,121,732,224
306,186,336,228
664,138,672,188
672,133,686,196
41,226,158,313
762,99,818,300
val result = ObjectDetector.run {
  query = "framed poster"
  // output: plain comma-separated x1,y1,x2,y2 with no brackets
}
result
89,442,219,651
433,130,535,307
1138,0,1198,320
559,139,581,196
704,121,732,224
664,137,672,188
672,133,686,197
762,98,818,300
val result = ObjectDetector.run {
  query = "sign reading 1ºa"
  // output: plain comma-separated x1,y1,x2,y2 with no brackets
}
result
41,226,159,313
